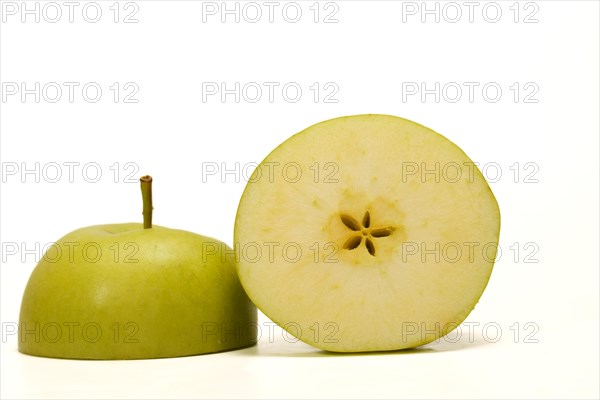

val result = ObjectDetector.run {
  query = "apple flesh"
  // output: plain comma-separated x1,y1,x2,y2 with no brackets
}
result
234,114,500,352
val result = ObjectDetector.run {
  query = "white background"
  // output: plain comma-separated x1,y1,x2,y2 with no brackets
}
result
0,1,598,398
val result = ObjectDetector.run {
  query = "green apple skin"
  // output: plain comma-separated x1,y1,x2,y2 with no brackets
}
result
19,223,257,359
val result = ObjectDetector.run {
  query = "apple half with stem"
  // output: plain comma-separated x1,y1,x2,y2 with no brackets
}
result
234,115,500,352
19,176,257,359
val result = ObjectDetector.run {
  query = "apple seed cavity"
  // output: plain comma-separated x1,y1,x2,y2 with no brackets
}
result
340,211,395,256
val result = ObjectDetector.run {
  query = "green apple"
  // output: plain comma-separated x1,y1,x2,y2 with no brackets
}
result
234,114,500,352
19,176,257,359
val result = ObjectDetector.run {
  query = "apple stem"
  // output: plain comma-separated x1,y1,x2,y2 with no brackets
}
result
140,175,153,229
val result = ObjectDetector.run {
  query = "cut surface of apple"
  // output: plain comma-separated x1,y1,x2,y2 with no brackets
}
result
234,114,500,352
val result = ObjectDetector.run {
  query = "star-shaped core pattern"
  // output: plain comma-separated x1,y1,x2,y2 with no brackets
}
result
340,211,395,256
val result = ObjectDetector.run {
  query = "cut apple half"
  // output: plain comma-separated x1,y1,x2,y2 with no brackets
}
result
235,114,500,352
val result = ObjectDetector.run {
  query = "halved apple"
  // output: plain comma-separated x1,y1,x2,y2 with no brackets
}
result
234,114,500,352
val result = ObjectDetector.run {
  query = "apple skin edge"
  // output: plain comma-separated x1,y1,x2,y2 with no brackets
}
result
18,223,257,360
